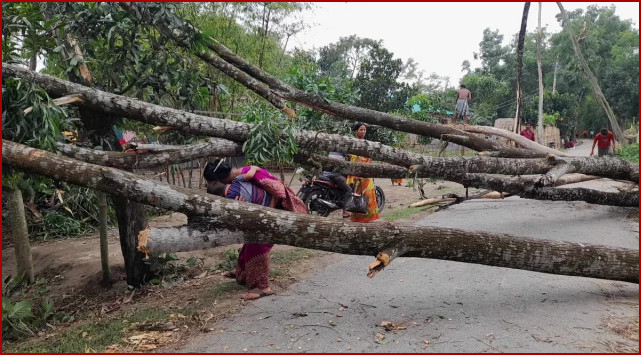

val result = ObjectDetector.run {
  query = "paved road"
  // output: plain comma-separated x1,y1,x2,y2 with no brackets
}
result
182,141,639,353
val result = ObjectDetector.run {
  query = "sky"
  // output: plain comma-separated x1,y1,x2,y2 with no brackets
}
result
289,2,639,87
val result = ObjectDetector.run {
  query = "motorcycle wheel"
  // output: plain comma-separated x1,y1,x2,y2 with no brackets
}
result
302,188,332,217
375,185,385,212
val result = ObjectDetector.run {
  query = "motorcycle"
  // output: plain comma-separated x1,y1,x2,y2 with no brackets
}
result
297,174,385,217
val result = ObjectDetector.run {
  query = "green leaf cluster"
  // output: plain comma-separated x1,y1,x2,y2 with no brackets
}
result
2,276,72,341
615,143,639,163
241,104,298,165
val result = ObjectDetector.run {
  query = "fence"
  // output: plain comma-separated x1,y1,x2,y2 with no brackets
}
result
493,118,560,148
543,126,561,149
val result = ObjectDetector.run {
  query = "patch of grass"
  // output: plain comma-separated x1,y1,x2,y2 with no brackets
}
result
4,307,174,353
270,249,316,265
200,282,244,304
269,268,286,278
7,318,126,353
382,206,434,222
615,143,639,163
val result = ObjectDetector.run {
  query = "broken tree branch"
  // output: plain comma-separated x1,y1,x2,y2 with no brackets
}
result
56,138,243,169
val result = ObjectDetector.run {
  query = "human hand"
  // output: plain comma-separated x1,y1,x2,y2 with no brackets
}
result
589,151,594,156
235,196,247,202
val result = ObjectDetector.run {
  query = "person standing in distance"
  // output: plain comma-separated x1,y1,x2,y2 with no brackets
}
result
452,84,471,125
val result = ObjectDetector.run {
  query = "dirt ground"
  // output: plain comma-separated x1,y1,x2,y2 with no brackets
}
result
1,171,480,352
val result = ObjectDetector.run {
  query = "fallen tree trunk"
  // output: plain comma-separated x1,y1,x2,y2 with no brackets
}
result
461,125,567,156
6,65,637,184
56,138,243,169
54,141,637,207
129,4,510,154
408,198,458,208
3,140,638,283
455,173,638,207
298,152,638,183
2,63,423,168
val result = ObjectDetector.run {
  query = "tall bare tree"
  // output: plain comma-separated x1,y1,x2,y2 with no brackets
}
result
536,2,544,144
513,2,531,134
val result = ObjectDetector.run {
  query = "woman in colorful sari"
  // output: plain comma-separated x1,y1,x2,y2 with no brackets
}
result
204,162,308,300
346,122,380,223
204,161,307,214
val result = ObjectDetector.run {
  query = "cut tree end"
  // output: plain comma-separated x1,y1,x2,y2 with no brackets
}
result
367,252,392,278
137,226,152,258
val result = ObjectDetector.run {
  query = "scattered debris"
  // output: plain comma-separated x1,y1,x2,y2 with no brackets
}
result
132,321,178,332
379,321,407,332
374,333,387,344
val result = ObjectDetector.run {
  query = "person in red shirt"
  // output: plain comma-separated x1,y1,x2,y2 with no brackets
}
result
590,128,616,157
520,123,535,141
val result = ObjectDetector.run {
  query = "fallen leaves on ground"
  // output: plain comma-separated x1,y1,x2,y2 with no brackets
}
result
379,321,407,332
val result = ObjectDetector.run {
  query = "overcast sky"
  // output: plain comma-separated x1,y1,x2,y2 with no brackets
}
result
290,2,639,86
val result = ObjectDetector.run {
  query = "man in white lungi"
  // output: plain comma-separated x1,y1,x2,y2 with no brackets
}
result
452,84,471,125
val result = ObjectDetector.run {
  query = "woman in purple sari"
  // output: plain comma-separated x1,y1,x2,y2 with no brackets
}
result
204,161,308,300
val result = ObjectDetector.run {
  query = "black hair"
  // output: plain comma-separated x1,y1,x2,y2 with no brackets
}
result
460,84,466,88
600,128,608,136
203,160,231,182
206,181,226,197
352,122,365,132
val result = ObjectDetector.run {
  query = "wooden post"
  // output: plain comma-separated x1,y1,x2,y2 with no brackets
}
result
97,191,111,284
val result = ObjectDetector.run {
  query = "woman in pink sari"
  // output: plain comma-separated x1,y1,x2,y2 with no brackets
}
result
204,161,308,300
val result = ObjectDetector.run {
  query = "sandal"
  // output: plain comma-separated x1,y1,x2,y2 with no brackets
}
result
222,271,236,278
241,289,274,300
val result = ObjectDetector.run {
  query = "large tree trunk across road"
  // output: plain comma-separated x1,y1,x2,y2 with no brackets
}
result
3,140,638,283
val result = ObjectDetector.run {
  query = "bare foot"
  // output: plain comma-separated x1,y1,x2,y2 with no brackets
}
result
242,288,273,300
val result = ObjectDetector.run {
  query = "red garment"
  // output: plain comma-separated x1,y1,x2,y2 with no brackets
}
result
594,132,614,149
520,129,535,141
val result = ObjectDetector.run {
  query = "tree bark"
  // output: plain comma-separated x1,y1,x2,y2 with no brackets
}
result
460,125,566,156
6,187,34,283
451,173,638,207
298,151,637,184
1,64,425,167
556,2,628,145
3,140,638,283
97,191,111,284
56,138,243,169
536,2,545,144
552,56,559,94
514,2,531,134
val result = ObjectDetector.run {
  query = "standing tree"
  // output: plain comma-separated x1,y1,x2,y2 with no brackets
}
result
536,2,545,143
555,2,628,144
514,2,531,133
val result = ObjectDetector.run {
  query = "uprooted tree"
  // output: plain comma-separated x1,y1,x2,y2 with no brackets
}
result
2,3,638,287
